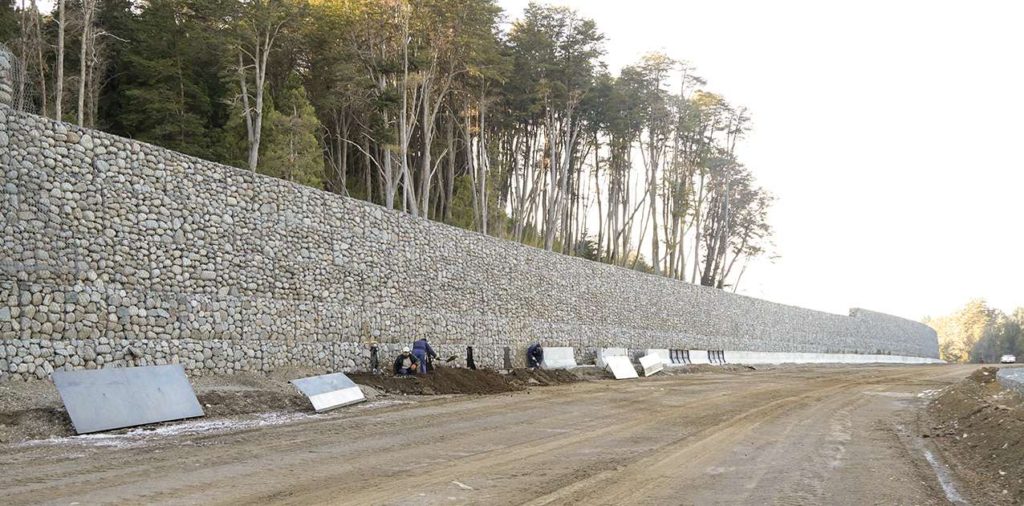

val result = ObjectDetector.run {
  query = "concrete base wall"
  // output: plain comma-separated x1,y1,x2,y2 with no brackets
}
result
724,350,944,365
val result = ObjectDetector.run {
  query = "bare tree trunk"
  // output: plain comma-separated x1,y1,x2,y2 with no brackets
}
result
593,134,603,260
339,114,350,195
29,0,46,115
238,51,255,169
478,104,490,234
248,33,270,171
419,90,433,218
76,0,95,126
16,0,28,110
444,116,455,222
397,10,419,217
464,116,479,228
54,0,65,120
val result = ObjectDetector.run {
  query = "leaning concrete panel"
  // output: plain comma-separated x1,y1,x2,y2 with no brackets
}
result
639,354,664,376
541,347,577,370
596,348,628,368
52,364,205,434
291,372,365,412
605,356,639,379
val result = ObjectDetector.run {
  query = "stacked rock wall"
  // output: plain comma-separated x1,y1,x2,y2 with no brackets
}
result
0,104,939,381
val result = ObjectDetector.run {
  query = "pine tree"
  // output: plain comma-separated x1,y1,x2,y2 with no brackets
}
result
260,79,325,188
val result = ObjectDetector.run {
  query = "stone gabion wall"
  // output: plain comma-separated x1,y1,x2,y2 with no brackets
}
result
0,48,12,107
997,368,1024,396
0,104,939,381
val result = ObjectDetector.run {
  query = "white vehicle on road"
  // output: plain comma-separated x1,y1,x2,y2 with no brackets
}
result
1000,354,1017,364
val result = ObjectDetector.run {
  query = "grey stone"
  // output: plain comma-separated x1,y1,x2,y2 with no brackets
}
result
0,90,940,381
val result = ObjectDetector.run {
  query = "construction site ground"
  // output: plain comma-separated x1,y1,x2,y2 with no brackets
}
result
0,363,1016,505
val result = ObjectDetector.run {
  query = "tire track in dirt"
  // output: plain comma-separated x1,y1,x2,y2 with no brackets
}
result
0,365,972,505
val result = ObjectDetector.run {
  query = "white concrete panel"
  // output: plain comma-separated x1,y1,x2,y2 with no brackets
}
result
605,356,639,379
689,350,710,365
291,372,366,412
646,349,671,365
639,354,664,376
721,351,947,365
308,387,365,412
596,348,628,368
541,347,578,370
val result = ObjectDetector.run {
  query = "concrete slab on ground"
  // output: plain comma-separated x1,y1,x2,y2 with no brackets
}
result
290,372,365,412
52,364,204,434
605,356,639,380
639,354,664,376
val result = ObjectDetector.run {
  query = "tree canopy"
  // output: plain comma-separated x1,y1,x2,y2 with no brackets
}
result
1,0,774,289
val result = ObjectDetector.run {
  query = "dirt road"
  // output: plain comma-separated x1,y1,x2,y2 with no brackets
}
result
0,365,976,505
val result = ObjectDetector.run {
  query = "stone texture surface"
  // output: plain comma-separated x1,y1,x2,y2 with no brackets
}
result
998,368,1024,396
0,48,12,108
0,100,939,381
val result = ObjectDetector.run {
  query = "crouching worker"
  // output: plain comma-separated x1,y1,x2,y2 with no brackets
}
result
527,342,544,369
393,346,420,376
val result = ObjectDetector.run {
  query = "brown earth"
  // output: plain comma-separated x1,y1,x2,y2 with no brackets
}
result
0,364,983,505
349,366,580,395
0,366,578,443
923,366,1024,505
349,366,522,395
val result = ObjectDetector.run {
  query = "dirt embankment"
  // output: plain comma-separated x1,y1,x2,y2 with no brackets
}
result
349,366,580,395
925,366,1024,505
0,366,581,443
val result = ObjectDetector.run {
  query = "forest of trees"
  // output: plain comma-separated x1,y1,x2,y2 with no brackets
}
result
0,0,773,289
926,300,1024,364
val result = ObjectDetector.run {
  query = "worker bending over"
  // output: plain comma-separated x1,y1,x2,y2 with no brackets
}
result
412,338,438,374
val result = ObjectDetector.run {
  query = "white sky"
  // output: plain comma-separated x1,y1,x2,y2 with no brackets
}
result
500,0,1024,321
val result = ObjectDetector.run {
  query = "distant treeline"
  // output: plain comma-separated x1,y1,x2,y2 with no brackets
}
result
1,0,772,289
926,300,1024,363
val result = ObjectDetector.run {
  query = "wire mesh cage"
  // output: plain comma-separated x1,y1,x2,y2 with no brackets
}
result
0,41,40,114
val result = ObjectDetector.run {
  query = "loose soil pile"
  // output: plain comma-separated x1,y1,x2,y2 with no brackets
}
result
925,366,1024,505
350,366,524,395
192,373,313,417
0,366,580,443
504,368,581,387
0,371,327,443
0,379,71,443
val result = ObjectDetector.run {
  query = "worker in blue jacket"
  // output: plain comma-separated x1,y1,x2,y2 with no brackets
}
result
527,342,544,369
412,338,438,374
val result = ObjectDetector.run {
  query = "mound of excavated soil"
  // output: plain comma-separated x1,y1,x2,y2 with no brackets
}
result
0,366,579,442
0,379,71,443
925,366,1024,505
350,366,584,395
0,372,325,443
349,367,524,395
504,368,581,387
